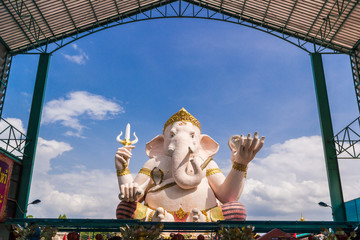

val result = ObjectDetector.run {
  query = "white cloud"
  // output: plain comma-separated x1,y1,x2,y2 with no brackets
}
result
0,118,27,158
72,43,78,50
239,135,359,221
42,91,124,137
62,44,89,65
29,168,119,218
34,137,72,173
25,118,118,218
29,145,118,218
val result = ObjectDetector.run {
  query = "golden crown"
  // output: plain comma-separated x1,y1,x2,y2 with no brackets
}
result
163,108,201,133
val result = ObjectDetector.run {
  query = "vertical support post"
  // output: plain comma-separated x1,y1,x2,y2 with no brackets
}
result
310,52,346,221
0,42,12,119
15,53,51,218
350,48,360,114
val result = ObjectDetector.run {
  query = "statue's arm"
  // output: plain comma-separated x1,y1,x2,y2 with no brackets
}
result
208,132,265,203
133,158,156,186
207,160,246,203
115,146,135,190
120,158,156,202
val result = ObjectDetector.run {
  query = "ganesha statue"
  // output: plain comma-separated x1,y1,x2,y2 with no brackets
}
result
115,108,264,222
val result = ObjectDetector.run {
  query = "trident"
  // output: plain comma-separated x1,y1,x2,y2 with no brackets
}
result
117,123,138,146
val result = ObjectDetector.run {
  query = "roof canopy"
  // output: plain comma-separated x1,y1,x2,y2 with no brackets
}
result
0,0,359,54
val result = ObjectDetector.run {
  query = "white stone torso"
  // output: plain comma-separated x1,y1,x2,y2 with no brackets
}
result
145,177,218,212
141,156,218,212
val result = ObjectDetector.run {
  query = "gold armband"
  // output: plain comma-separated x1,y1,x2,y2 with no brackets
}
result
206,168,222,176
117,168,131,176
138,168,152,176
232,162,248,178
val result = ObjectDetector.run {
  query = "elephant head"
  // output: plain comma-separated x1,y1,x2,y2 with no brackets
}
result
146,108,219,190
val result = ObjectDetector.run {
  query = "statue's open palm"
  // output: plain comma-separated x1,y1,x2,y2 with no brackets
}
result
228,132,265,165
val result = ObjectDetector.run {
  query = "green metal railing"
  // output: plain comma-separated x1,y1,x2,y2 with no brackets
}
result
0,117,29,162
6,219,360,234
332,116,360,159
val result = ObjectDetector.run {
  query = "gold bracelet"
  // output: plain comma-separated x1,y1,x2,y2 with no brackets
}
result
147,210,155,221
232,162,248,178
138,168,152,176
117,168,131,176
206,168,222,176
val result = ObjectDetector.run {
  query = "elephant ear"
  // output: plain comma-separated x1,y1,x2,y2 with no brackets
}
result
146,135,165,158
198,134,219,160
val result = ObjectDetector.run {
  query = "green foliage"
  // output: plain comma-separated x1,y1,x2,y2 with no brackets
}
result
216,225,256,240
58,214,67,219
12,224,58,240
119,224,164,240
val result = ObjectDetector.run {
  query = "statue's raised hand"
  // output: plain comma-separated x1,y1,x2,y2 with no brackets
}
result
228,132,265,165
115,145,135,170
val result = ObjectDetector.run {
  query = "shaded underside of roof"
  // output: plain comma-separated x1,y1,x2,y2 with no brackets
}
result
0,0,359,55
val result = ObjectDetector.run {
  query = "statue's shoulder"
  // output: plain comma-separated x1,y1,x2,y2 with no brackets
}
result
204,158,219,169
142,155,170,169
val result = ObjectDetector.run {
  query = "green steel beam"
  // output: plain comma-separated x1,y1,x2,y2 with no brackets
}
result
332,116,360,158
7,0,48,51
185,0,348,53
350,50,360,114
87,0,99,22
45,4,312,55
0,0,33,47
112,0,120,15
7,0,351,55
310,53,346,221
283,0,298,29
323,1,358,49
219,0,224,10
240,0,248,18
32,0,56,38
262,0,272,22
354,39,360,50
0,37,10,51
15,53,51,218
61,0,77,29
304,0,328,40
0,53,12,119
329,0,358,40
0,53,9,85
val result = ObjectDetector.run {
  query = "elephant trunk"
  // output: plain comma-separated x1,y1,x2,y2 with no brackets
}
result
170,141,204,189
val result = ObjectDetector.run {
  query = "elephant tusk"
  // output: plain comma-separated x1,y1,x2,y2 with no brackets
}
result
188,146,194,154
116,131,123,143
132,132,138,144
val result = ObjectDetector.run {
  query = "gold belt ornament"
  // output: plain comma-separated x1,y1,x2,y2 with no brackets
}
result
147,182,177,193
141,203,219,222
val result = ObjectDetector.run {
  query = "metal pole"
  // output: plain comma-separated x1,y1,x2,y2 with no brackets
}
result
15,53,51,218
310,52,346,221
350,49,360,114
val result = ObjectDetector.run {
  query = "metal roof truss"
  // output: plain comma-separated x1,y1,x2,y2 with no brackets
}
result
0,0,359,55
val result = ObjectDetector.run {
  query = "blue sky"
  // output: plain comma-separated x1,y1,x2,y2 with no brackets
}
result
3,18,359,220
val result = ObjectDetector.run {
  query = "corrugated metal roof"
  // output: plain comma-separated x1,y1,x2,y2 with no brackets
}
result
0,0,359,54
